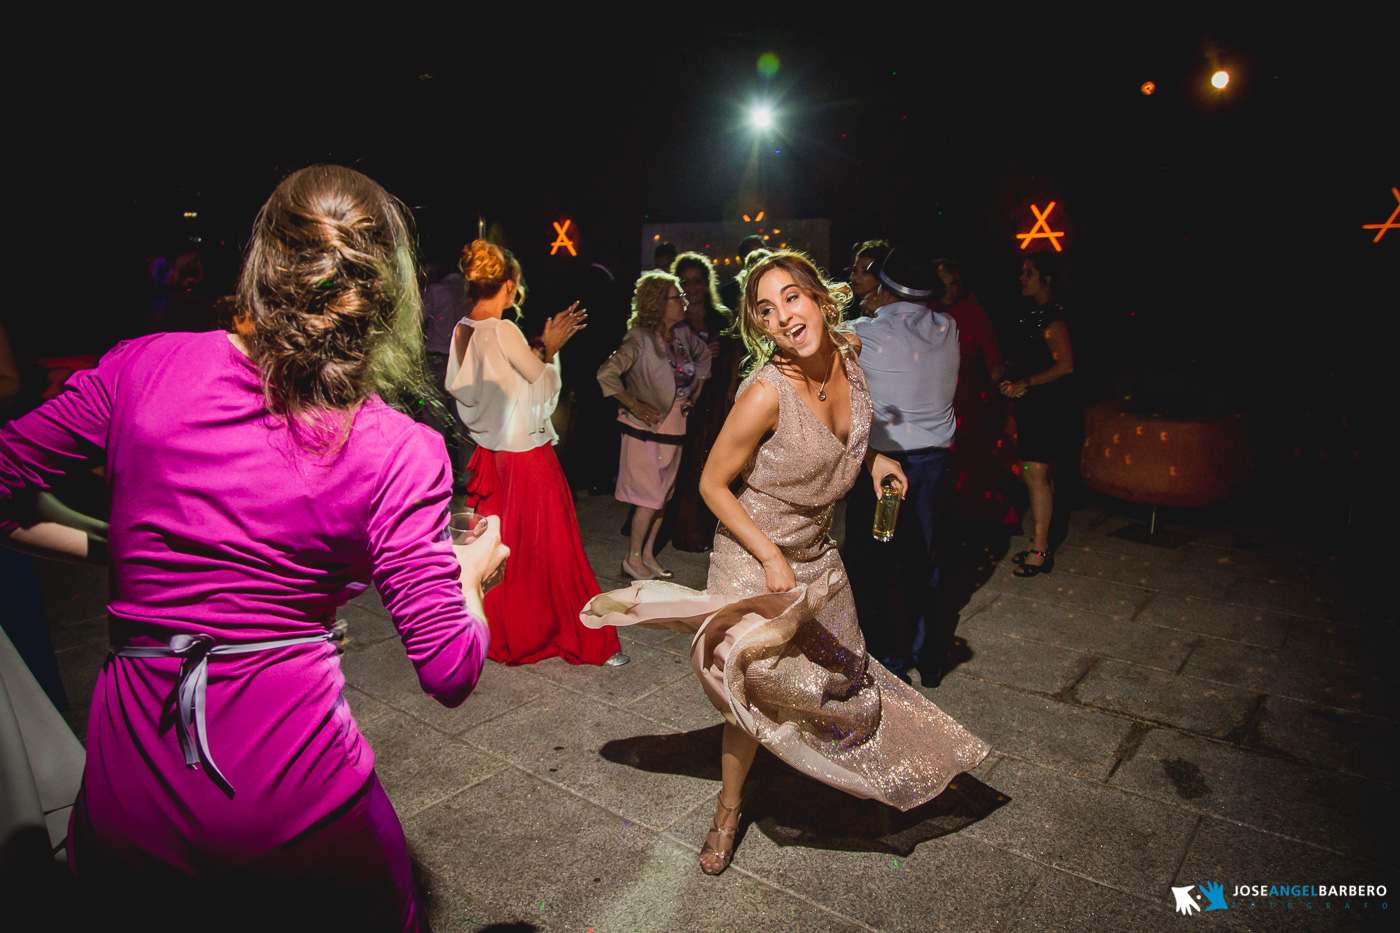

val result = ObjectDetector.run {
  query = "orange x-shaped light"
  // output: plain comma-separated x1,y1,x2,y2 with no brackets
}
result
1363,187,1400,243
1016,202,1065,252
550,220,577,256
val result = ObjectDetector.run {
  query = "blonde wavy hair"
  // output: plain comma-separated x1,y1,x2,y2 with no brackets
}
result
735,250,852,373
627,271,680,332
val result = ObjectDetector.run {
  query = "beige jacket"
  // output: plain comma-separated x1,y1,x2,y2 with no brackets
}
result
597,325,712,430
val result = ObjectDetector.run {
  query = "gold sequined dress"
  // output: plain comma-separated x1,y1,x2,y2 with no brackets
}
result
583,346,989,811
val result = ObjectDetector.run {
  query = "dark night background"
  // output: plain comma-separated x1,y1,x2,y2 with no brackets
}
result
5,16,1392,529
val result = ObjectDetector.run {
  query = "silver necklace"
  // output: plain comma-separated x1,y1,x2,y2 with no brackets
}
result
810,349,837,402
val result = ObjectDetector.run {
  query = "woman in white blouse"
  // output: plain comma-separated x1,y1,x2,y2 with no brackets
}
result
447,240,626,666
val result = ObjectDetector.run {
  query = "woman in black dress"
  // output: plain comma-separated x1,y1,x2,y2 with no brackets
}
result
1000,253,1075,576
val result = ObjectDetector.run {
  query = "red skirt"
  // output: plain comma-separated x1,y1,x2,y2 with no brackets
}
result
465,444,620,665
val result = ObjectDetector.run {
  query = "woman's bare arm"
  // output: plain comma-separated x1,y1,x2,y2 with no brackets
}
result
699,379,795,592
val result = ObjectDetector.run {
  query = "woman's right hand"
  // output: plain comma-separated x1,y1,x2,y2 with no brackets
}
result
454,515,510,609
761,552,797,593
627,401,663,426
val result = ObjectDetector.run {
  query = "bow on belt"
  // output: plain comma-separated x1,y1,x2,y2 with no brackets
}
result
114,622,346,796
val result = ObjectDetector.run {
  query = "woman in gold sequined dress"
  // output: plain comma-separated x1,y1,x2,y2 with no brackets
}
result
583,251,990,876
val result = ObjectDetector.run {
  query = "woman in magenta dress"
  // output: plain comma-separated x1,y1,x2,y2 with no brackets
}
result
0,166,507,931
446,240,624,666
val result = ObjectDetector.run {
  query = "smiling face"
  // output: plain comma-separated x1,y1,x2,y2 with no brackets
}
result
754,268,831,360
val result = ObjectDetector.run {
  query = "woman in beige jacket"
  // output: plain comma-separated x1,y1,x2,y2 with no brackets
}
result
597,271,711,579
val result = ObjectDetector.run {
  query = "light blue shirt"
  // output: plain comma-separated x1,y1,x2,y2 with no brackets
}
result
851,301,960,452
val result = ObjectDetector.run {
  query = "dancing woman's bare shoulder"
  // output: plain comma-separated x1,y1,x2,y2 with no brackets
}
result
701,374,779,504
843,331,863,355
729,376,779,437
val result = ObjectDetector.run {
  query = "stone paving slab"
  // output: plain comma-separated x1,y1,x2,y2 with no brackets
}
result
461,691,718,831
1107,729,1391,866
340,637,550,736
1181,639,1391,718
1004,868,1162,933
931,673,1133,781
960,757,1198,902
623,672,725,734
525,650,697,706
1222,576,1374,627
350,691,510,819
951,628,1091,695
985,561,1156,619
962,591,1193,671
1283,616,1400,668
1073,659,1261,740
1057,546,1238,602
1249,695,1400,784
1132,592,1292,648
404,769,871,933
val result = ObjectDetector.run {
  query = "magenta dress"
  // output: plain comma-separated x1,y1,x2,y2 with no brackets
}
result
0,331,488,927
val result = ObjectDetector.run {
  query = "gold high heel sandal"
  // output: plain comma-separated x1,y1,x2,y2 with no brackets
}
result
699,795,741,875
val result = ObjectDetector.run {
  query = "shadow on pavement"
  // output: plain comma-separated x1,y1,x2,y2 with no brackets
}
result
601,726,1007,858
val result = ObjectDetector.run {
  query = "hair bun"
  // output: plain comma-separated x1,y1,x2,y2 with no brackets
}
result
461,239,505,284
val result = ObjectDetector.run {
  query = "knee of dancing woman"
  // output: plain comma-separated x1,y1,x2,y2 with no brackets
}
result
447,240,627,666
1,165,509,932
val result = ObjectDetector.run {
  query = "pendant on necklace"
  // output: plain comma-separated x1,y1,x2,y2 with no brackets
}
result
817,389,827,402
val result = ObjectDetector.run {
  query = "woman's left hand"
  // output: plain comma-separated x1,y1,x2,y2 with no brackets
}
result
869,454,908,499
999,379,1028,398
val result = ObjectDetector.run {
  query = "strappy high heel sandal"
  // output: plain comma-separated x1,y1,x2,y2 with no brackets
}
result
699,795,742,875
1011,549,1031,565
1013,549,1054,577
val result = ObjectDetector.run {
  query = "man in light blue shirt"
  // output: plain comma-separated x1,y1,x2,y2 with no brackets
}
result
846,246,960,685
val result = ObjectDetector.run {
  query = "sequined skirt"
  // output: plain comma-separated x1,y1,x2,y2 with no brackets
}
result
581,538,990,811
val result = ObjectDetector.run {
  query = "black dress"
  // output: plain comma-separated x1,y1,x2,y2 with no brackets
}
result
1006,302,1075,464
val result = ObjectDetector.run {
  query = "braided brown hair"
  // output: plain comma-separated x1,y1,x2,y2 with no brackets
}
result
236,165,430,448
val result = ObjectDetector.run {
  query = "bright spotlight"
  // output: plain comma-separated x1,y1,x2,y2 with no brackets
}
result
751,105,773,129
1211,70,1229,89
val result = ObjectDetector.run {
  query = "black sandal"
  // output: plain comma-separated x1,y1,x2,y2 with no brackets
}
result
1011,549,1031,565
1013,549,1054,577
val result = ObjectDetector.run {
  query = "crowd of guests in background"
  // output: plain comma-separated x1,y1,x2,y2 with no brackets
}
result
415,231,1078,688
0,168,1078,926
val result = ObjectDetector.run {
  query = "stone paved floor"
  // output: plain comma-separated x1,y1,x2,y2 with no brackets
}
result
38,493,1396,932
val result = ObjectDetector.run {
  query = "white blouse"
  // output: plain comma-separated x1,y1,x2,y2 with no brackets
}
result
445,317,560,453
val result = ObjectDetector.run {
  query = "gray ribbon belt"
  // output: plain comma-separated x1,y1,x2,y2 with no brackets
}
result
114,621,346,796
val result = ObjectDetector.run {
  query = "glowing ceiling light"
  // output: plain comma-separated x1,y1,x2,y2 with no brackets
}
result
751,105,773,129
1140,81,1155,96
1211,70,1229,89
